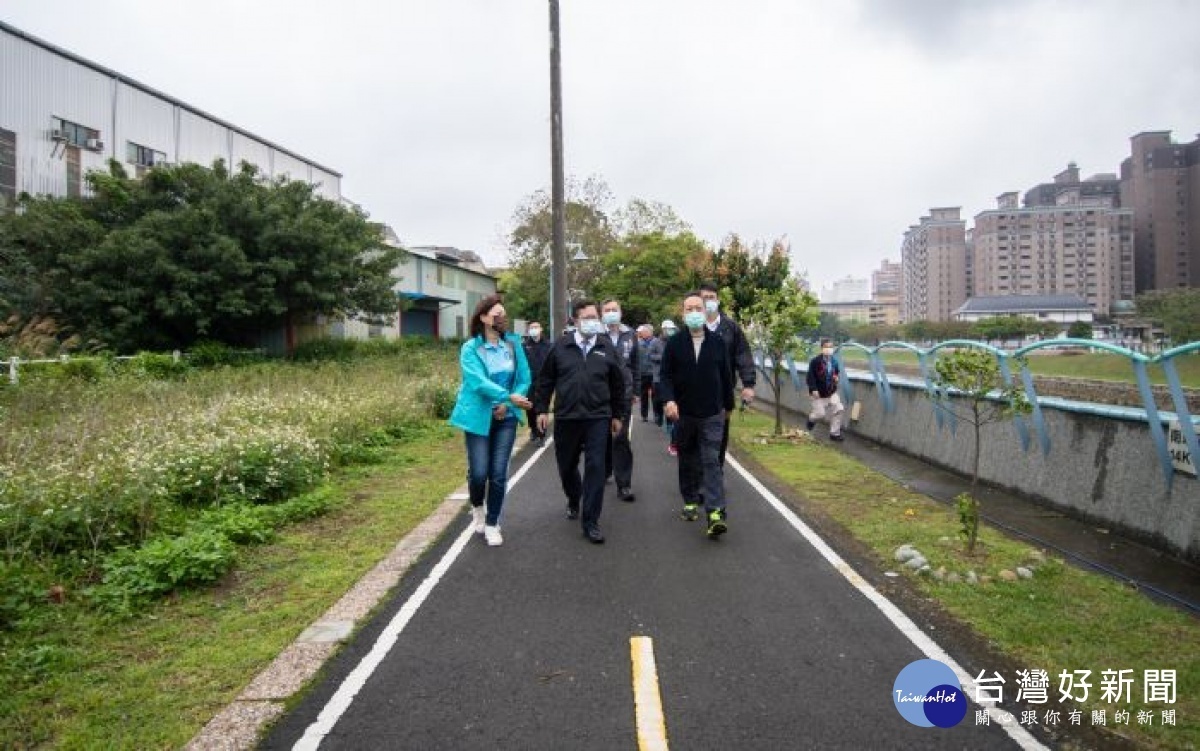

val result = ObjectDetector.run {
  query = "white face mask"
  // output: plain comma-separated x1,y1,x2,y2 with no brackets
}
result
579,319,605,337
528,327,542,339
704,299,719,315
821,348,833,357
602,311,621,326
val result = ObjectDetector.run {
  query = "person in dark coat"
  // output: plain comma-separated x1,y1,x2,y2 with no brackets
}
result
806,338,845,441
534,300,628,544
698,282,757,467
659,291,734,540
601,298,638,502
522,321,553,446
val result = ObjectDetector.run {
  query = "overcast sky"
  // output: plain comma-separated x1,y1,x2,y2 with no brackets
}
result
4,0,1198,293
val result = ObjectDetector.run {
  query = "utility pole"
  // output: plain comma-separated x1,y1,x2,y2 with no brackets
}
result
549,0,567,337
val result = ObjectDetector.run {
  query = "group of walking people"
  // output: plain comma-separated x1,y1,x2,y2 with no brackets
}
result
447,283,761,546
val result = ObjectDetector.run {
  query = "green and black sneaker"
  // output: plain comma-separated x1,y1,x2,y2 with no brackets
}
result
680,504,699,522
706,509,728,538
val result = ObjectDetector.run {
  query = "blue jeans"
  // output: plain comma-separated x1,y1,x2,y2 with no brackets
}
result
464,416,518,526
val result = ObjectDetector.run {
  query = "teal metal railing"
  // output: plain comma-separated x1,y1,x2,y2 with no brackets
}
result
768,340,1200,487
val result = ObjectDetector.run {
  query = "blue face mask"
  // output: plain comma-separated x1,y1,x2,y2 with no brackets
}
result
704,299,719,315
602,311,621,326
684,311,706,330
579,319,605,337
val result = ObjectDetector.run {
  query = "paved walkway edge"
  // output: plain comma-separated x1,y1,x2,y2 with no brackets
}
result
184,485,472,750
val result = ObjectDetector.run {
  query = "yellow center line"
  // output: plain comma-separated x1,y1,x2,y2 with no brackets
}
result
630,635,670,751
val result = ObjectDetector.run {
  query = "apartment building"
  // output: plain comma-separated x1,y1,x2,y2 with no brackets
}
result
872,259,901,303
972,165,1134,315
900,207,968,322
1120,131,1200,291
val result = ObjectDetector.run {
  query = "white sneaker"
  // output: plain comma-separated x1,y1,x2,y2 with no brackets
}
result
471,505,486,534
484,525,503,547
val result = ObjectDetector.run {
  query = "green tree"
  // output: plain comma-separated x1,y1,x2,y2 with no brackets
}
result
0,160,401,352
744,278,821,435
502,176,618,323
706,235,793,317
1136,288,1200,344
928,349,1031,553
590,231,710,325
1066,321,1093,339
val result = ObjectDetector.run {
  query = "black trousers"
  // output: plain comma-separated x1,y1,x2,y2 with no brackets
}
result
554,418,609,530
718,412,732,467
638,375,654,420
605,410,634,488
675,412,726,511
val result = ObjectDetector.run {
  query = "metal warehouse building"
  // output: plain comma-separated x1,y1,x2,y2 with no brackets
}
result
0,19,341,209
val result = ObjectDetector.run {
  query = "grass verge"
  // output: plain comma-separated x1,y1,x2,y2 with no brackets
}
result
730,409,1198,750
0,420,464,750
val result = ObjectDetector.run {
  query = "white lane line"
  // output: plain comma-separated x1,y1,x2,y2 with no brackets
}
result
727,454,1047,750
630,636,670,751
292,445,546,750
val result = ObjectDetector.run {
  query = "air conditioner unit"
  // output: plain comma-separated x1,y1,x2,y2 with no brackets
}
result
153,161,176,169
85,138,104,151
50,129,69,142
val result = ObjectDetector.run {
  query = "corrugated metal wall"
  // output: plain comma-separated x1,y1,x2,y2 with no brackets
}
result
1,24,340,200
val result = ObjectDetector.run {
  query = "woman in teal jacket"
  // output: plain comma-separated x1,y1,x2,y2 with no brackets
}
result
449,295,533,546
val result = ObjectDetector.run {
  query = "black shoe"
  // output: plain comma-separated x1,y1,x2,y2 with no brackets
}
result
618,487,636,502
805,420,815,431
566,504,579,520
830,433,845,442
583,526,605,544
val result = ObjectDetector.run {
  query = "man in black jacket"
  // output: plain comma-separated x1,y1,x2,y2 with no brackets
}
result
601,298,638,501
699,282,756,467
522,321,553,446
659,291,735,539
535,300,628,544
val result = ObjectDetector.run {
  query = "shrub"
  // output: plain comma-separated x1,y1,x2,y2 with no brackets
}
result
418,383,457,420
187,340,266,368
124,352,191,380
92,528,237,610
290,338,361,362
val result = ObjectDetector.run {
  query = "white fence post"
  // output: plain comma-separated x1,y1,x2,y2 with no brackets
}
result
172,350,181,363
7,356,16,385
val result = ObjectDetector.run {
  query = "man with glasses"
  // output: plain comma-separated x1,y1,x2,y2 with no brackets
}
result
535,300,628,544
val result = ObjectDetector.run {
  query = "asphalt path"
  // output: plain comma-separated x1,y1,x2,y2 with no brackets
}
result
261,418,1034,750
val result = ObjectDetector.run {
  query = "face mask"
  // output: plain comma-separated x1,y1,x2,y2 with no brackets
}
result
704,299,719,315
822,347,833,357
663,329,676,337
579,319,605,337
528,327,542,339
602,311,621,326
684,311,706,330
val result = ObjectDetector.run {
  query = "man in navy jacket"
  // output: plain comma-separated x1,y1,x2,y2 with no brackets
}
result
535,300,628,543
658,291,735,539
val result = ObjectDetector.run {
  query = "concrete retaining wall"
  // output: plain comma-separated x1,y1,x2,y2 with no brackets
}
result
754,365,1200,563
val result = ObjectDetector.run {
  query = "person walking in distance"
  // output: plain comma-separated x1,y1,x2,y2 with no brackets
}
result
651,319,679,456
635,324,655,423
522,321,553,447
806,338,845,441
698,282,756,467
660,291,734,539
534,300,628,544
648,320,675,429
448,296,533,547
601,298,638,502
